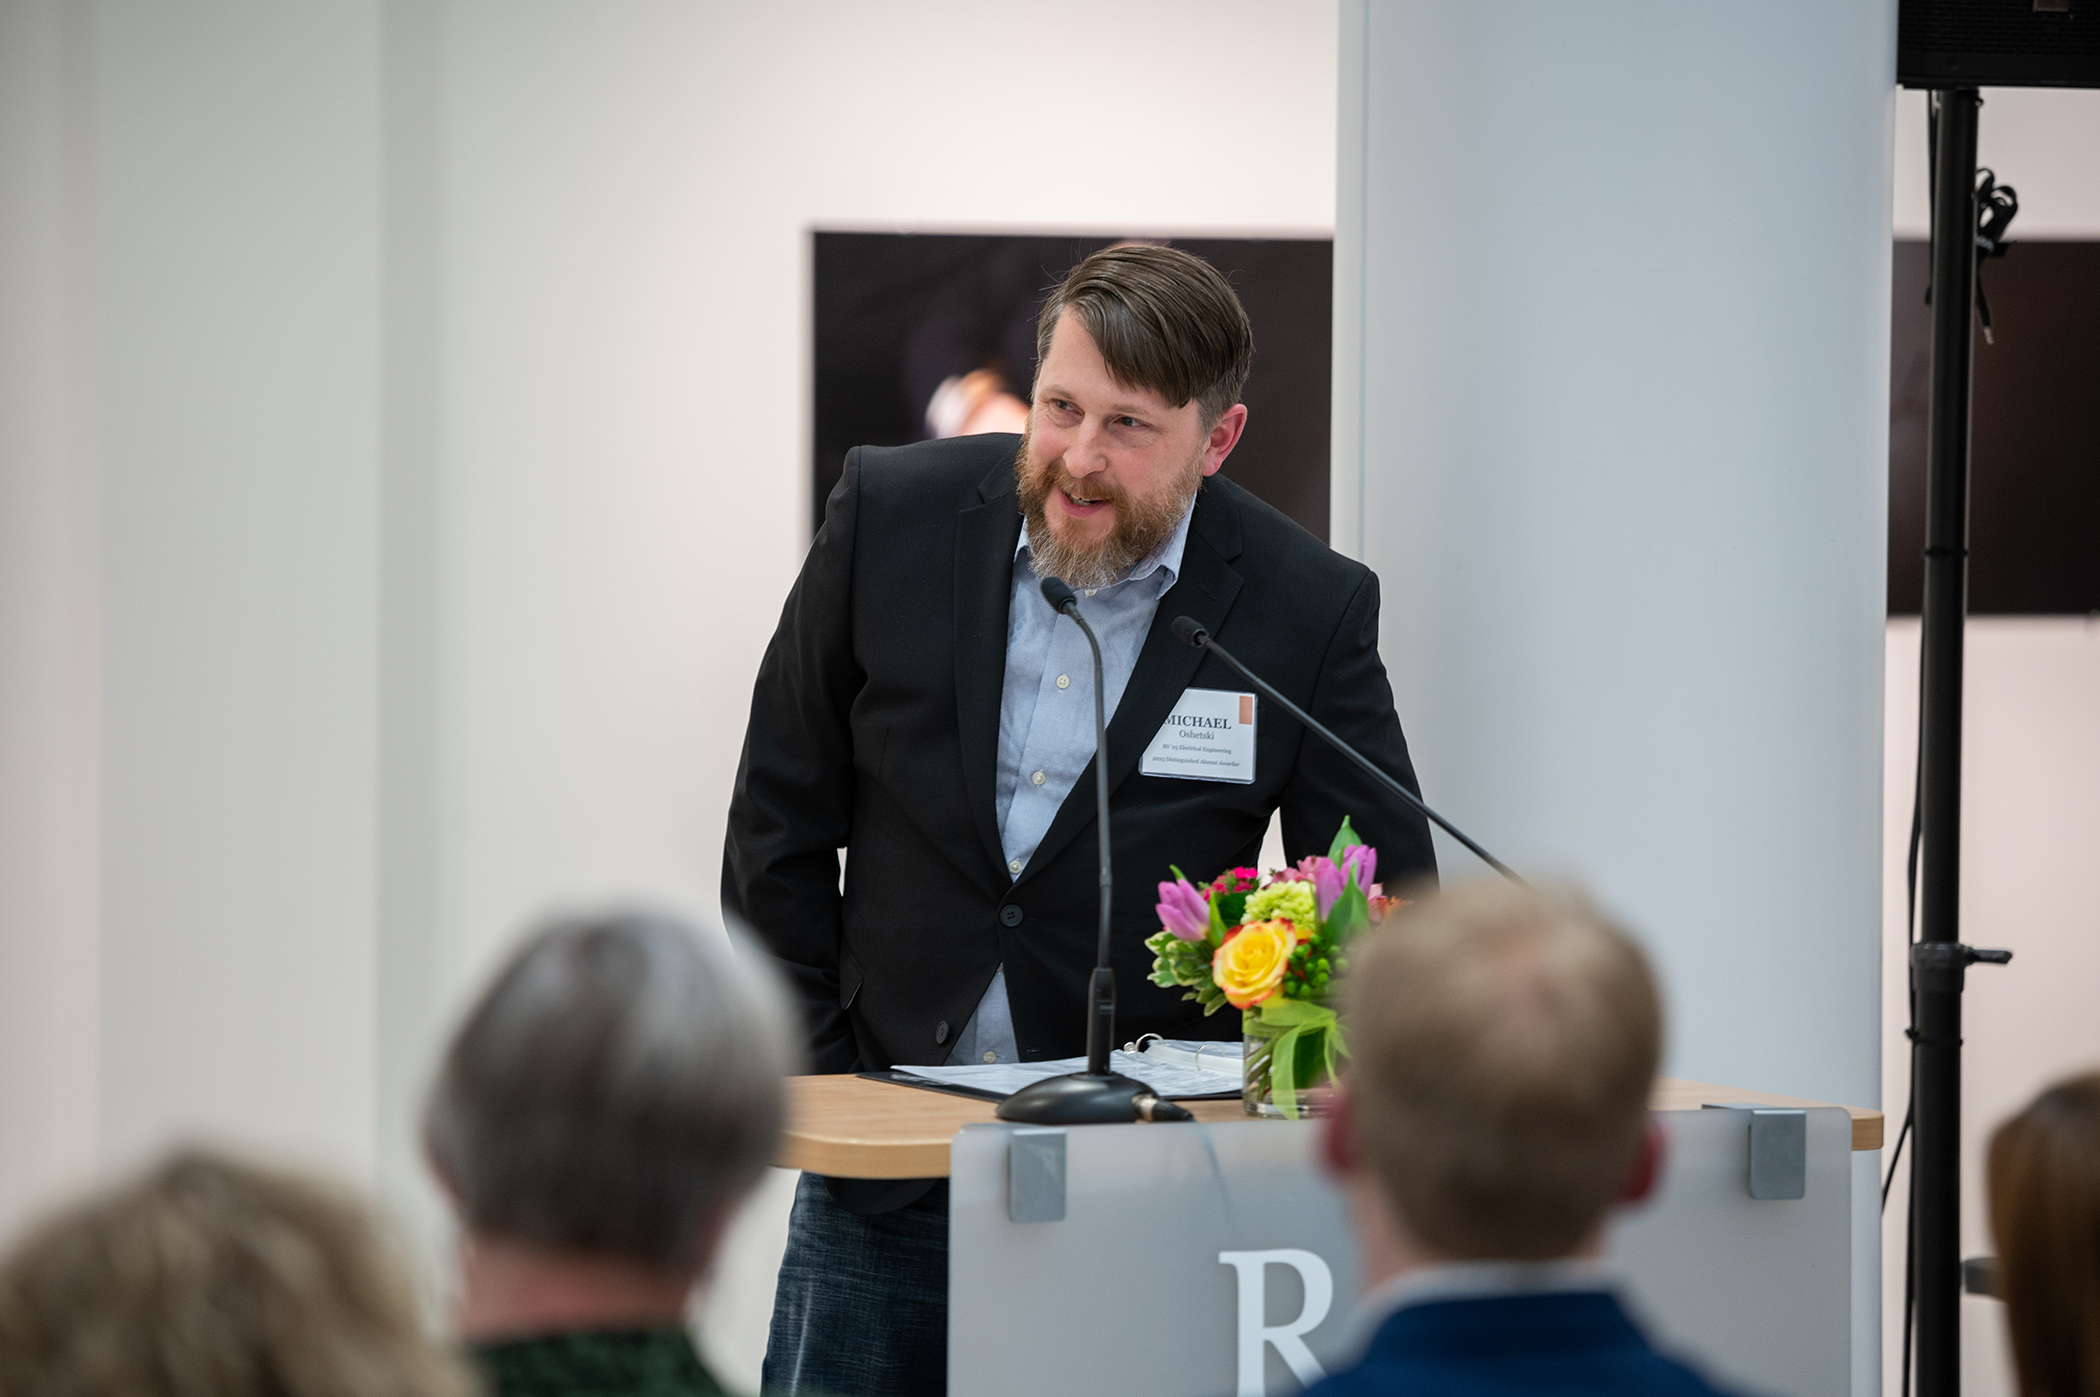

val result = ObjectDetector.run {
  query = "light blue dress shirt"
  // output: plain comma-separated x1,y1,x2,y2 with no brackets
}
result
943,506,1194,1066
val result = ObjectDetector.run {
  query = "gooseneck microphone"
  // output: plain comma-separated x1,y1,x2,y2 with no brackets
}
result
1037,576,1118,1077
996,577,1191,1125
1169,615,1522,885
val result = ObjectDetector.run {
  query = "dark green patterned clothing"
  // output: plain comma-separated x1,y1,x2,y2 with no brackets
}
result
474,1326,730,1397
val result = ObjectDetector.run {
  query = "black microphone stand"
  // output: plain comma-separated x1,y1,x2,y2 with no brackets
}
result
998,576,1189,1126
1169,616,1521,884
1908,87,2013,1397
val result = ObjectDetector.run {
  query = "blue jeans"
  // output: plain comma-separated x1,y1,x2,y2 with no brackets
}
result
762,1173,949,1397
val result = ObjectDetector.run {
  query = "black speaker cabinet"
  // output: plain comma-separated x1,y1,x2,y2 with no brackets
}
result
1900,0,2100,87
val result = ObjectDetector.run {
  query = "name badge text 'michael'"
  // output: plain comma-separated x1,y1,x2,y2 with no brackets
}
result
1140,687,1257,785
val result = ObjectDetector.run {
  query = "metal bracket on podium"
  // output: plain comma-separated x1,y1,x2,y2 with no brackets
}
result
1008,1127,1066,1223
1702,1103,1807,1200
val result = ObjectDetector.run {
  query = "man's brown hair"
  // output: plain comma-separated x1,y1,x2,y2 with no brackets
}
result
0,1148,471,1397
1989,1071,2100,1397
1342,880,1662,1259
1035,244,1254,427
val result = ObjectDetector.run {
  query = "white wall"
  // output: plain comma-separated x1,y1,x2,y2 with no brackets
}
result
1338,0,1894,1111
1893,86,2100,238
0,0,101,1239
2,0,386,1226
92,0,385,1184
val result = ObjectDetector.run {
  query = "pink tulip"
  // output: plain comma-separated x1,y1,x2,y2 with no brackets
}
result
1342,843,1377,896
1299,856,1345,918
1156,876,1211,942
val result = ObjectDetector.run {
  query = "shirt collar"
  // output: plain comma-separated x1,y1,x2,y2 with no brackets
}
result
1340,1258,1612,1361
1015,500,1194,591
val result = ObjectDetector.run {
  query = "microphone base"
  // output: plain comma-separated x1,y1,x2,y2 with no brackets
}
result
995,1072,1157,1125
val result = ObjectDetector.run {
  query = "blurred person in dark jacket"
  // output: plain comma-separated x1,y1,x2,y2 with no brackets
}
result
1311,880,1742,1397
424,909,799,1397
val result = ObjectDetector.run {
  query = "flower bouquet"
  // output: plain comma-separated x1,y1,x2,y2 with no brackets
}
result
1145,819,1395,1119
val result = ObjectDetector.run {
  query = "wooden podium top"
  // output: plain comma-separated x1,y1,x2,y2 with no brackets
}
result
779,1074,1885,1179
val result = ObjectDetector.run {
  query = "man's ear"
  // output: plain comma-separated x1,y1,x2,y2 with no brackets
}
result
1619,1117,1666,1206
1201,403,1248,476
1319,1083,1358,1179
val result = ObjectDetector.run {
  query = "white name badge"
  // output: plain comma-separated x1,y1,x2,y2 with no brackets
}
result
1140,688,1257,784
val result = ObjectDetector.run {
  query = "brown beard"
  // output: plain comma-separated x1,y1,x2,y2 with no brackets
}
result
1012,425,1202,591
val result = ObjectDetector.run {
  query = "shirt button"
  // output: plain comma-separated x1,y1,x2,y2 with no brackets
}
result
1008,858,1023,874
982,1050,997,1064
1031,770,1046,786
1084,589,1097,597
1056,674,1070,689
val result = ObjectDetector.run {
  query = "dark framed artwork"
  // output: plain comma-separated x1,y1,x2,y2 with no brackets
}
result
1889,239,2100,615
812,232,1333,542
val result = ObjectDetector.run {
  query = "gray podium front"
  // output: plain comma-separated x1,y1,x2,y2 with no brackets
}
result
779,1077,1880,1397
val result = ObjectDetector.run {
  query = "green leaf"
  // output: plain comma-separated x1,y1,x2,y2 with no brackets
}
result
1215,891,1249,928
1208,892,1229,948
1258,997,1339,1030
1272,1023,1300,1118
1252,997,1346,1120
1327,815,1362,863
1323,877,1370,946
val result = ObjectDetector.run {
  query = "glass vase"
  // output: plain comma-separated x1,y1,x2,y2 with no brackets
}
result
1241,997,1341,1119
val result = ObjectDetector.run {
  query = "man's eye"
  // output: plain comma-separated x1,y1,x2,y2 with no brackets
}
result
1116,416,1146,430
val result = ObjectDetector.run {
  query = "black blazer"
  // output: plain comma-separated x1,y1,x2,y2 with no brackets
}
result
724,434,1436,1074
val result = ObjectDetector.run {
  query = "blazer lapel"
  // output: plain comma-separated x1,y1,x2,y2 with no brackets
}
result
1017,479,1245,883
954,465,1023,884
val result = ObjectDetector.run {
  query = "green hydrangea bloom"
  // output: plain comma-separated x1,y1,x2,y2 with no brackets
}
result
1146,929,1213,990
1242,880,1317,931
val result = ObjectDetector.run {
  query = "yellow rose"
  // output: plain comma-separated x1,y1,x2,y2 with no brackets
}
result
1213,919,1298,1010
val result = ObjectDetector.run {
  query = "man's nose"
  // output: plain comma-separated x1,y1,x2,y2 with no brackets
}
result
1063,424,1111,478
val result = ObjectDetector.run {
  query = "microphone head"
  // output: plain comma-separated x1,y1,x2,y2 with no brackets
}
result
1171,615,1208,647
1039,575,1079,614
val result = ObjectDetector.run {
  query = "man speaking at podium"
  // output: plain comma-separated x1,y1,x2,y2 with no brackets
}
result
725,244,1437,1396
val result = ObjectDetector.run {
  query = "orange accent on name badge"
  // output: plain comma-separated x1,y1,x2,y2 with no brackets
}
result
1239,695,1254,725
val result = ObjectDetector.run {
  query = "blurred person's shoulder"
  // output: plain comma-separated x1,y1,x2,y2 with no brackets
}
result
1303,1353,1752,1397
474,1327,729,1397
1300,1290,1758,1397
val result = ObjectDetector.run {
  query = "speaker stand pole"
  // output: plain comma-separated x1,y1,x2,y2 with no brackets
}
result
1912,85,2008,1397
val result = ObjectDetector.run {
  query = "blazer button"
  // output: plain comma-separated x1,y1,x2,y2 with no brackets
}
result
1000,905,1024,927
935,1021,950,1045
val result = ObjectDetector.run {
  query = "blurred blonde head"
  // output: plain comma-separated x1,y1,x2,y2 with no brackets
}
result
0,1148,471,1397
1341,878,1663,1259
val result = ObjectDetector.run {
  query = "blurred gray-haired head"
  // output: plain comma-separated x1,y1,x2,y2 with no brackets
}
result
423,909,800,1271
